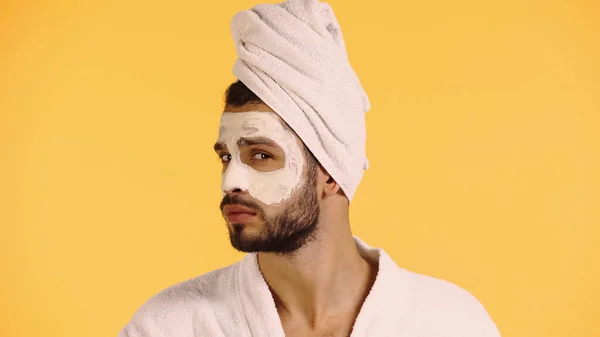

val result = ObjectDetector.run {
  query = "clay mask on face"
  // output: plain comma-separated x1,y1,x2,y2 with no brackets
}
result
218,111,304,205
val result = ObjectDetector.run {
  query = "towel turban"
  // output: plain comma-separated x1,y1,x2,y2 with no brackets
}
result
230,0,371,201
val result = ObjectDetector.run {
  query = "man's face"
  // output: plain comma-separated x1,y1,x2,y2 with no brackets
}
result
214,104,320,254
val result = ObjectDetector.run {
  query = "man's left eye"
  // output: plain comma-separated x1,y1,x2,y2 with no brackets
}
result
252,153,272,160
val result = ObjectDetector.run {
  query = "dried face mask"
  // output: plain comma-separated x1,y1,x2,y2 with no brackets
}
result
217,111,304,205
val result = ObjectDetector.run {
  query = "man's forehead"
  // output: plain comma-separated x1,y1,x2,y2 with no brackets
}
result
220,106,289,132
216,104,304,150
220,112,282,130
223,102,274,113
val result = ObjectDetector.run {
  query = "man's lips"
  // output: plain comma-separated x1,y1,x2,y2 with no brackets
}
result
223,204,258,223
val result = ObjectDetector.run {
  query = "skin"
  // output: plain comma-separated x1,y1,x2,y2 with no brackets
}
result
217,102,378,337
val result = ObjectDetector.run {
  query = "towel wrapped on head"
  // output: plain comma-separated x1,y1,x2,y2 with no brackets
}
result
230,0,370,202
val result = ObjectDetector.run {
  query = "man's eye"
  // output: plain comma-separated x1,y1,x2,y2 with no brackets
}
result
252,153,272,161
219,154,232,162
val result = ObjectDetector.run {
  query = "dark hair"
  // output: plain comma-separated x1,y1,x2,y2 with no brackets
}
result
224,80,264,107
223,79,322,173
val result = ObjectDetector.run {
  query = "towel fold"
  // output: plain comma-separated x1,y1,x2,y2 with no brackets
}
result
230,0,371,201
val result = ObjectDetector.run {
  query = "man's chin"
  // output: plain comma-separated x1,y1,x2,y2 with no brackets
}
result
228,224,264,253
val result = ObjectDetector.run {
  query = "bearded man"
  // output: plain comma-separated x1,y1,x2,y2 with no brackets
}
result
118,0,500,336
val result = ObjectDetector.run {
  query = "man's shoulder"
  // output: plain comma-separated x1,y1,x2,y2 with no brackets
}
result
142,262,238,308
404,269,483,308
400,269,501,336
119,262,242,336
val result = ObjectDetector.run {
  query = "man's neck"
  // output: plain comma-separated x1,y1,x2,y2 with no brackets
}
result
257,218,377,330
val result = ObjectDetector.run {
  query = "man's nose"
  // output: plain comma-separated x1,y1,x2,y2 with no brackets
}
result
223,187,248,196
221,158,250,195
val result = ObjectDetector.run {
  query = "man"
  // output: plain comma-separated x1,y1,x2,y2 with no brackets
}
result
119,0,500,336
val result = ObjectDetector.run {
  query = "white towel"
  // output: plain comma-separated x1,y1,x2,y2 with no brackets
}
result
230,0,371,201
117,237,501,336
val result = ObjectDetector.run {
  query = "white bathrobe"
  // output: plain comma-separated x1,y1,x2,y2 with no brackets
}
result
118,237,500,336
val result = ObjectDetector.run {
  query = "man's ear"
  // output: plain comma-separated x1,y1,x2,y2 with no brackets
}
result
320,167,342,197
326,177,343,196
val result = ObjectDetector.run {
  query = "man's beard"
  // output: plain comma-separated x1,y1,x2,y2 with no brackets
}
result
219,168,319,255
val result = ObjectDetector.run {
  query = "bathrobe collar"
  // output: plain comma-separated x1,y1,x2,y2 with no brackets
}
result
235,237,412,336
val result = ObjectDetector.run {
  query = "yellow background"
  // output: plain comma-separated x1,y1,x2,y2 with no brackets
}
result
1,0,599,336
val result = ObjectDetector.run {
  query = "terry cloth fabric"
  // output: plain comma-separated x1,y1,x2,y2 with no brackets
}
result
117,237,501,337
230,0,371,202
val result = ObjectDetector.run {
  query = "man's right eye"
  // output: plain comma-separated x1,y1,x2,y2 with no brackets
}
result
219,154,232,163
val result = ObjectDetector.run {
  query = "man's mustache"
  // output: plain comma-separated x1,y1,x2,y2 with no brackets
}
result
220,194,263,215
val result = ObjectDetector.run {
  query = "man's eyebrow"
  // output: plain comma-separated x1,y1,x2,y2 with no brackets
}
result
213,142,227,152
213,137,279,152
237,137,279,148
